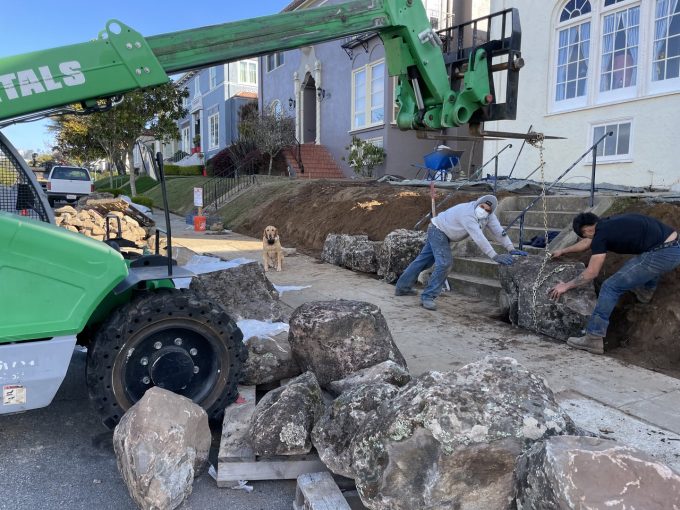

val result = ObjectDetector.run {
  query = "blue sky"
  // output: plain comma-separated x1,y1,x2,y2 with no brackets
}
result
0,0,291,153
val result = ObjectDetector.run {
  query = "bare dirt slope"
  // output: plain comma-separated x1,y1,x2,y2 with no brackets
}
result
219,180,679,377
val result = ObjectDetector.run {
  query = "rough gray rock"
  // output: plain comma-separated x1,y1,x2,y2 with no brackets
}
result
190,261,285,322
249,371,324,456
515,435,680,509
312,383,398,478
113,387,210,510
327,360,411,396
498,256,597,341
377,229,427,283
350,357,580,510
240,332,301,386
288,300,407,387
321,233,381,273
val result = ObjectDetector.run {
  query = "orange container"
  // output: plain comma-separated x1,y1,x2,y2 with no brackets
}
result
193,215,207,232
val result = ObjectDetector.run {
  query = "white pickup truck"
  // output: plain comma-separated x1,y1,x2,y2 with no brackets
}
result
46,165,93,206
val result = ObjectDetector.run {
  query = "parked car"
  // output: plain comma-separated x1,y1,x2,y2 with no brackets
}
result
46,165,93,206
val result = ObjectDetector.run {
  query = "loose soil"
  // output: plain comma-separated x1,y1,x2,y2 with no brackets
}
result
219,180,679,378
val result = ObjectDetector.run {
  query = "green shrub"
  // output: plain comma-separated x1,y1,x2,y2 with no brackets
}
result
131,196,154,209
97,187,124,197
164,164,203,176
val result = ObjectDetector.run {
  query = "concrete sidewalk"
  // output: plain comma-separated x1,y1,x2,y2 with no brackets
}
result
170,222,680,470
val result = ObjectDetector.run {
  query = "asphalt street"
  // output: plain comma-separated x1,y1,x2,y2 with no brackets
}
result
0,349,296,510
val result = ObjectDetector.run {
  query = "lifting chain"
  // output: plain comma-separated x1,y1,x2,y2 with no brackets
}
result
526,133,570,328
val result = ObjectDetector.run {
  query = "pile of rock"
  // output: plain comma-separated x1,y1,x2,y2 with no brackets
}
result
322,229,426,283
54,205,149,245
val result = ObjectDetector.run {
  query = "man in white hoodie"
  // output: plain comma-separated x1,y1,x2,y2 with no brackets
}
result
395,194,527,310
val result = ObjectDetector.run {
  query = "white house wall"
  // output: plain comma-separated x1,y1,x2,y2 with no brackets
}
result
486,0,680,188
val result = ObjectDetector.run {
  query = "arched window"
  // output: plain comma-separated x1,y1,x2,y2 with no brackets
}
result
555,1,592,102
270,99,283,119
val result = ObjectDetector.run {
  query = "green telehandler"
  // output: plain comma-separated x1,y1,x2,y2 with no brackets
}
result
0,0,523,428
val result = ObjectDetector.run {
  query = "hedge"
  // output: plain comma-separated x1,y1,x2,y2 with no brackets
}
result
131,196,154,208
164,164,203,176
97,187,124,197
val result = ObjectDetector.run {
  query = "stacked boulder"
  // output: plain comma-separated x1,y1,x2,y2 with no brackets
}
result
322,229,426,282
54,205,149,245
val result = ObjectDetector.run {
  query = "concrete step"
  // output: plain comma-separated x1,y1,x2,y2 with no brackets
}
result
454,240,547,259
504,226,564,245
447,272,501,301
453,257,499,280
499,210,579,229
506,195,592,212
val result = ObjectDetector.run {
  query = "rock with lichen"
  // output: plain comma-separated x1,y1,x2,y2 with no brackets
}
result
350,357,581,510
249,371,324,456
312,383,399,478
327,360,410,396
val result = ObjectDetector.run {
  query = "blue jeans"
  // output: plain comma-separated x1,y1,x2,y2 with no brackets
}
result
395,224,452,301
587,244,680,336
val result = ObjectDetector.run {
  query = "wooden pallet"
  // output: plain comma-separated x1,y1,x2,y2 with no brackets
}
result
294,472,351,510
216,384,328,488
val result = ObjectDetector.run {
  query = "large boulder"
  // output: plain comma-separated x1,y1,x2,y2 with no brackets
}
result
498,256,597,341
312,383,399,478
321,234,381,273
515,435,680,509
249,371,324,456
327,360,411,396
377,229,427,283
288,300,407,387
113,387,210,510
240,332,301,386
190,261,285,322
350,357,580,510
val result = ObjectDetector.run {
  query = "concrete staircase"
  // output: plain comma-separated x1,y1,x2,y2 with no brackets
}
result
282,144,345,179
447,195,596,301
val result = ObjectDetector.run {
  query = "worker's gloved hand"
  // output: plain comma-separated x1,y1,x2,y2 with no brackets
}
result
509,249,529,256
493,254,514,265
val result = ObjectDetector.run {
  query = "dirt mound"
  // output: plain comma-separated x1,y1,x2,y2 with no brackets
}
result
232,180,495,254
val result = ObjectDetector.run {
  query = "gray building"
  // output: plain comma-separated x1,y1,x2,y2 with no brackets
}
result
259,0,488,179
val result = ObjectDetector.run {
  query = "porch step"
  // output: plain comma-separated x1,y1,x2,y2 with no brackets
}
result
507,195,593,212
499,210,579,229
454,257,499,280
283,144,345,179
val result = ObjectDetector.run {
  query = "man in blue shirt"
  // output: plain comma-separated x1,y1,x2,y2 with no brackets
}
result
549,212,680,354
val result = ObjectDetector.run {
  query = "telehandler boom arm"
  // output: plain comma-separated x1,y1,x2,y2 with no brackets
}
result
0,0,501,131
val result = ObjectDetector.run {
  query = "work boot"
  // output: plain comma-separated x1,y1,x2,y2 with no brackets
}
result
566,334,604,355
631,286,655,304
421,299,437,311
395,287,418,296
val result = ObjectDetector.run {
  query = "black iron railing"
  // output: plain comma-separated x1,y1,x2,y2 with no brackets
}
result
201,157,260,212
503,131,613,249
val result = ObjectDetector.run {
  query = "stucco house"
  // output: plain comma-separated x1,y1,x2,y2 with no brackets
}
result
485,0,680,188
171,59,259,162
260,0,491,179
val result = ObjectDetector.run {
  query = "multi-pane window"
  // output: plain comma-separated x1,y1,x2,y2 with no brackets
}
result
553,0,680,109
270,100,283,119
266,52,285,72
239,61,257,85
556,22,591,101
209,67,217,89
652,0,680,82
592,120,632,159
600,6,640,92
352,60,385,130
208,113,219,150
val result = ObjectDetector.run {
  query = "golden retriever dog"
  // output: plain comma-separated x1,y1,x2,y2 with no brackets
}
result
262,225,283,272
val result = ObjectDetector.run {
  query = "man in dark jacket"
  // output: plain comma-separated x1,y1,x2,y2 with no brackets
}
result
549,212,680,354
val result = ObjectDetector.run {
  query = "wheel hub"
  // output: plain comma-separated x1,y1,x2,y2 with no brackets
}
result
150,346,195,391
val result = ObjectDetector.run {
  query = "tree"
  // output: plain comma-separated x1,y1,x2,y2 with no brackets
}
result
241,111,296,175
51,83,188,194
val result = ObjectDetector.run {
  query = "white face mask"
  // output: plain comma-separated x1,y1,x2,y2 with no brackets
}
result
475,206,490,220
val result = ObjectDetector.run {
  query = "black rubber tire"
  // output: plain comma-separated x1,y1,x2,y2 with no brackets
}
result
87,289,247,429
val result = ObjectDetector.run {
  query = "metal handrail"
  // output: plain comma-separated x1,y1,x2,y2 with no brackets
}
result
201,156,260,212
502,131,613,249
